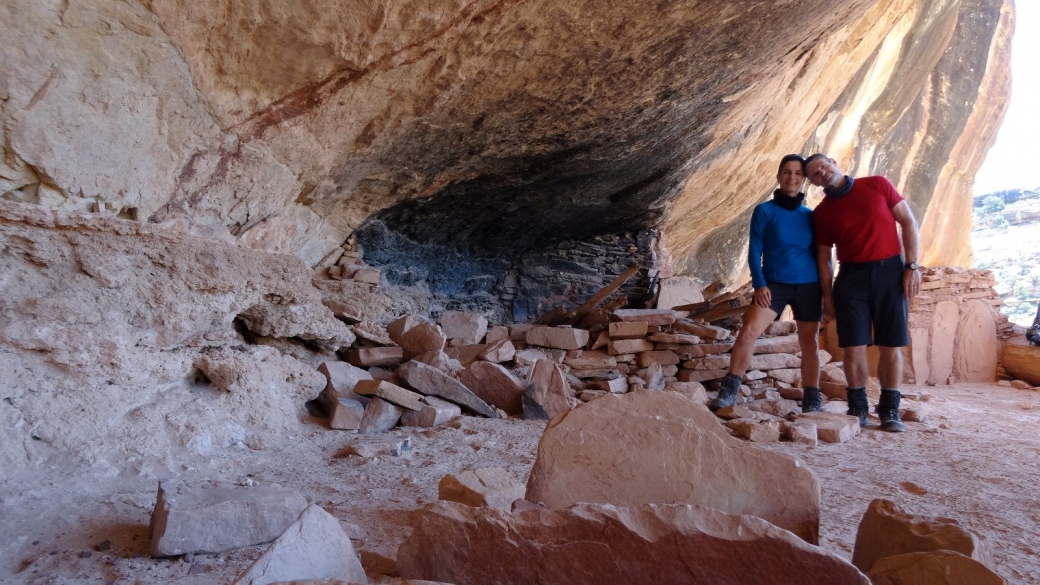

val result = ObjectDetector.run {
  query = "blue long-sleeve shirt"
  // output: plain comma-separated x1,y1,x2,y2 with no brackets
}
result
748,200,818,289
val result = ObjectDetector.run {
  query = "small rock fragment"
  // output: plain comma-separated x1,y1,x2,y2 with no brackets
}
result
438,467,525,511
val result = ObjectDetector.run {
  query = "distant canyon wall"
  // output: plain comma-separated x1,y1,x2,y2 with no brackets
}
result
0,0,1013,283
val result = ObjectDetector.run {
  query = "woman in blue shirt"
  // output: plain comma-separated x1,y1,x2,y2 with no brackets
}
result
710,154,823,412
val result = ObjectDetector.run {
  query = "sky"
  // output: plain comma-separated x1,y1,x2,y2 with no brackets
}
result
973,1,1039,196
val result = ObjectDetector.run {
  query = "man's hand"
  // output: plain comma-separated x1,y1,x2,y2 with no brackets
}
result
753,286,772,309
822,296,836,324
904,268,921,300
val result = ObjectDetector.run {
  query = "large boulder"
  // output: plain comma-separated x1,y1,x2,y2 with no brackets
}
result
397,501,868,585
852,499,992,573
524,391,821,543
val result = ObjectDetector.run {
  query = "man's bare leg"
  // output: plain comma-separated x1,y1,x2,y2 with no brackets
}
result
796,321,821,387
876,346,903,389
842,345,870,388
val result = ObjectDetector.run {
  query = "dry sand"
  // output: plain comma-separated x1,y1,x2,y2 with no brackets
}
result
2,382,1039,584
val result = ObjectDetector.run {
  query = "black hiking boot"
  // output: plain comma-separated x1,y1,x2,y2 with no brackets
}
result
846,387,869,428
709,373,742,411
801,386,822,413
877,388,906,433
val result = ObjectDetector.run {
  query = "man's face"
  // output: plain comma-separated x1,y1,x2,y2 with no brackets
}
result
805,157,842,188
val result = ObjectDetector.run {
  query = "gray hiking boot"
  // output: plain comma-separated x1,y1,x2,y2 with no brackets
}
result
846,387,869,428
709,373,742,411
878,388,906,433
801,386,822,413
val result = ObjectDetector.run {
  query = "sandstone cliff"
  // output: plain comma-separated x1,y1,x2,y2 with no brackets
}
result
0,0,1012,276
0,1,1015,469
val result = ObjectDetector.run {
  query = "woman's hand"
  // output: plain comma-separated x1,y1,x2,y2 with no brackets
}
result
753,286,772,309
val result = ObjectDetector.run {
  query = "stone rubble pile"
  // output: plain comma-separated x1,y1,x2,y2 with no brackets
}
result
311,295,917,446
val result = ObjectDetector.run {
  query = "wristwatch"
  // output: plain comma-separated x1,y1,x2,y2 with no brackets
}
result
904,262,919,270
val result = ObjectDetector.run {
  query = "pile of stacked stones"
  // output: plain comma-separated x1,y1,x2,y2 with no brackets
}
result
312,233,381,285
316,306,877,445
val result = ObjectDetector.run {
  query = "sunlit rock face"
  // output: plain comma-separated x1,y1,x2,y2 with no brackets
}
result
0,0,1011,281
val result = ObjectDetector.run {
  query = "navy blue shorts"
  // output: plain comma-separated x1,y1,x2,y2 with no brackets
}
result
767,281,823,322
833,255,909,348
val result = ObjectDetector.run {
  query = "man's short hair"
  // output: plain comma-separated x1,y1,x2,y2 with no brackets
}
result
778,154,805,174
802,153,829,173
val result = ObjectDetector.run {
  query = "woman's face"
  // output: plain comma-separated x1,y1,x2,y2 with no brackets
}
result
777,161,805,195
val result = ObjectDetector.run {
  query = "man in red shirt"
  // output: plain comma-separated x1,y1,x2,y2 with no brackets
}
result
804,154,922,432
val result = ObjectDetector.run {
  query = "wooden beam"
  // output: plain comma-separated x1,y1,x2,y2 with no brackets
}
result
563,264,642,325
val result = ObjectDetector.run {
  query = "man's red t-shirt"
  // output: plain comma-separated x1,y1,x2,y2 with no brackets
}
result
813,176,904,263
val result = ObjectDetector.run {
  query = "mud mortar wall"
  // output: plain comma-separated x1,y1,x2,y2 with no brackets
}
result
356,220,656,323
821,267,1004,385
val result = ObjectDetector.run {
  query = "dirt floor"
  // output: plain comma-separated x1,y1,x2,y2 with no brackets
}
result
2,381,1039,584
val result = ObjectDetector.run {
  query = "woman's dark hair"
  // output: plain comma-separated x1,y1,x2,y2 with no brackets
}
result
778,154,805,174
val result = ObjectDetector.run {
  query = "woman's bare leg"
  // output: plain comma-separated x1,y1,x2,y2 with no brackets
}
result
728,304,779,376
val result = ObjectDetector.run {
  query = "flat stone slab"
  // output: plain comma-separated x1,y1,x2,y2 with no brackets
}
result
459,361,526,415
150,480,307,557
397,502,867,585
608,321,649,339
401,396,460,427
613,309,678,326
796,411,861,443
398,360,498,418
353,380,425,411
234,504,367,585
525,326,590,350
346,347,404,367
727,419,781,442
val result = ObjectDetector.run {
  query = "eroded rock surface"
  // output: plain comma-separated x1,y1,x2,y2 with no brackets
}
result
0,0,1010,277
397,501,868,585
0,202,352,469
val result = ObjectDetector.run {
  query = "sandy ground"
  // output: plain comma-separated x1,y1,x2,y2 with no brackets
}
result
2,382,1039,584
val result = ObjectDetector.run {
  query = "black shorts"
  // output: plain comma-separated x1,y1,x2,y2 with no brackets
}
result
767,281,823,322
832,255,909,348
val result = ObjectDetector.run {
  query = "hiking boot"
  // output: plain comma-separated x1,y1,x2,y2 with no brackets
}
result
846,387,869,427
709,373,742,411
801,386,822,413
878,389,906,433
